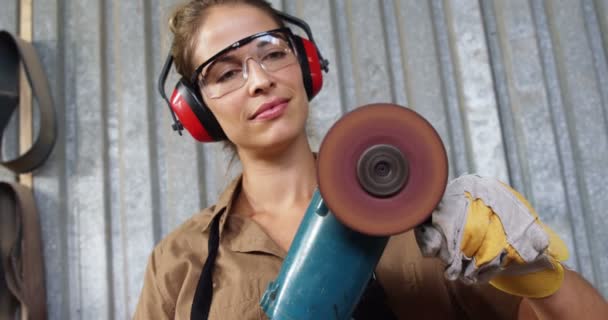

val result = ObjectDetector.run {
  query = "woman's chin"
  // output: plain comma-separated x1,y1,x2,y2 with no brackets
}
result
260,131,300,149
238,128,305,155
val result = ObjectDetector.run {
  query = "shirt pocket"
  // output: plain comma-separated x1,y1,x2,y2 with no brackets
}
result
209,277,268,320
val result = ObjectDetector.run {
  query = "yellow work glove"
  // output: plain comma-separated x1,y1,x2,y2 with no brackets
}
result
414,174,569,298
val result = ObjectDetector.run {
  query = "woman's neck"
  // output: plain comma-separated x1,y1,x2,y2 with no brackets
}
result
236,134,317,218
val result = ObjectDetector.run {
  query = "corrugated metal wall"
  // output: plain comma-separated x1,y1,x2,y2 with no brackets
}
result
1,0,607,318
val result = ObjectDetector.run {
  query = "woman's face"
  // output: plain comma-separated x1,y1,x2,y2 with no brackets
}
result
192,5,309,153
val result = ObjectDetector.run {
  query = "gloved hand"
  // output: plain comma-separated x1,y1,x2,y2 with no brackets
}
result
414,174,569,298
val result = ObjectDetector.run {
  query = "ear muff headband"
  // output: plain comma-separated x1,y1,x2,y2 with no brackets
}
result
158,9,329,143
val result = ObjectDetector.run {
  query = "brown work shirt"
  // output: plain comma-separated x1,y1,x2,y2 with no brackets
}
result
134,176,522,319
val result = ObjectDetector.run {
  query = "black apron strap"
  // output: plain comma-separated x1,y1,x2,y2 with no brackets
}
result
191,209,224,320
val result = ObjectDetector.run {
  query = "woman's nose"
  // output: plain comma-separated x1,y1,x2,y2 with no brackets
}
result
245,58,275,95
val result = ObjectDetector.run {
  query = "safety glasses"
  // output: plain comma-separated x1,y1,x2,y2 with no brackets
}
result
191,28,299,99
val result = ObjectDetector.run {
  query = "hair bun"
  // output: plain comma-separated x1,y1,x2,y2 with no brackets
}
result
168,10,181,35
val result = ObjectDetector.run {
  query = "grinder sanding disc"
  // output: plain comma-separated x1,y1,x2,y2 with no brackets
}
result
317,103,448,236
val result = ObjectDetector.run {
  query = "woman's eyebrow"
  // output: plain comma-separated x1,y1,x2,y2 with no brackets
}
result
256,39,273,49
213,54,241,64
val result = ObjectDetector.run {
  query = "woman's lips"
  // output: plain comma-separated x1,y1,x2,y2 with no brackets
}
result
251,101,288,121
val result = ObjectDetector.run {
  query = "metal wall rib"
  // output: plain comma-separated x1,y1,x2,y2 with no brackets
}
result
1,0,606,318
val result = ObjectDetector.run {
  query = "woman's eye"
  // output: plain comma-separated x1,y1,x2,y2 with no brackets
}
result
215,69,241,83
263,50,287,61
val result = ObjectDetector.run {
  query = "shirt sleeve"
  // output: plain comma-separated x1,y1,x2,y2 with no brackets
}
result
133,247,175,319
446,279,523,320
377,231,523,319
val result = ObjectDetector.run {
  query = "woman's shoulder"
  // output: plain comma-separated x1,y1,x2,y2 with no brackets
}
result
136,205,222,319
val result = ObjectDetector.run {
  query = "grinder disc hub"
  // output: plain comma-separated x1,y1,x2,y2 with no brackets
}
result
357,144,409,198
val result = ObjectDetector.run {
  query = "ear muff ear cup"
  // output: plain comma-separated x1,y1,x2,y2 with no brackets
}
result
169,79,226,142
290,35,324,100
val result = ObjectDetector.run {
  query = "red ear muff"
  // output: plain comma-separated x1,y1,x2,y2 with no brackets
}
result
169,79,227,142
158,54,227,142
291,35,324,100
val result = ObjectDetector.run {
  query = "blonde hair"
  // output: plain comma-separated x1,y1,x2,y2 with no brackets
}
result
168,0,284,78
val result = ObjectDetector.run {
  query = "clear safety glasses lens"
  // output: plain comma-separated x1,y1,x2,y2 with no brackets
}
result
199,33,298,99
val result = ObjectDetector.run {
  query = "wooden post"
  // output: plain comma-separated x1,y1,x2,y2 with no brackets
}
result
19,0,33,190
18,0,33,319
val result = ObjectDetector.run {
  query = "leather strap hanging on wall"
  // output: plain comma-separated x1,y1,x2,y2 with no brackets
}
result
0,182,47,320
0,31,57,173
0,30,57,320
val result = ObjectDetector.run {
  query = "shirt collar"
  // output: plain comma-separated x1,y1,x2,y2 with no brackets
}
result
200,174,242,236
198,173,287,258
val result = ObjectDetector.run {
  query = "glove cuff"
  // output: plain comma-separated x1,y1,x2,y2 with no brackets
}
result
489,259,565,298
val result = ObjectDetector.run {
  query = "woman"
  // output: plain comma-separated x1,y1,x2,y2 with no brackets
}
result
135,1,607,319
